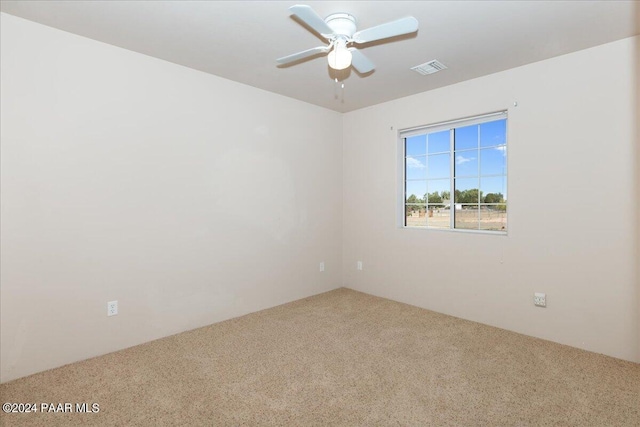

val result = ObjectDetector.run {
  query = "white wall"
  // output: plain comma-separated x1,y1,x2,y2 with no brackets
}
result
0,13,343,383
343,36,640,363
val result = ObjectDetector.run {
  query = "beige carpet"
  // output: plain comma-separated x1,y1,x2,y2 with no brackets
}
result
1,288,639,426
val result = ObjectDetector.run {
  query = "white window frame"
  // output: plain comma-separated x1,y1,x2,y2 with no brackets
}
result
397,111,508,235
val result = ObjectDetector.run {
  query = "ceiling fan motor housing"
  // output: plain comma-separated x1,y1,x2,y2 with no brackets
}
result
325,13,357,38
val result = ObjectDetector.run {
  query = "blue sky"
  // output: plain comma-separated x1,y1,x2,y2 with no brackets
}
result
405,119,507,202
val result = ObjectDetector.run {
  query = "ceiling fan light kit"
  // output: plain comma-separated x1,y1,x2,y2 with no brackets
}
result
327,39,352,70
277,5,418,74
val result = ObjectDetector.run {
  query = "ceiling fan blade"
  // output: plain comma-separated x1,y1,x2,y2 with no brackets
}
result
349,49,375,73
289,5,334,38
352,16,418,44
277,46,330,65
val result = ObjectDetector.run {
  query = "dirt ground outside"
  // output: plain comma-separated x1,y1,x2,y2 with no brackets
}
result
405,208,506,231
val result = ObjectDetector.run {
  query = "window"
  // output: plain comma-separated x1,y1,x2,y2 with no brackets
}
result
400,111,507,233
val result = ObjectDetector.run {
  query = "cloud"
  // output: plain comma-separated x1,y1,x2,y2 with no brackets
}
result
455,155,475,165
494,146,507,155
406,157,425,169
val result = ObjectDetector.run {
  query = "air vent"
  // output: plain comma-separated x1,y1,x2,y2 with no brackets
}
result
411,60,447,75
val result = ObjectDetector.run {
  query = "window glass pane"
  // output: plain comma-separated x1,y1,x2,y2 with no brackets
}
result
480,176,507,202
479,204,507,231
480,146,506,176
427,153,450,179
406,204,426,227
427,179,450,203
480,119,507,147
427,130,450,154
405,156,427,180
405,180,426,203
454,152,478,177
454,125,478,151
455,204,479,229
454,178,480,203
406,135,426,156
426,204,450,229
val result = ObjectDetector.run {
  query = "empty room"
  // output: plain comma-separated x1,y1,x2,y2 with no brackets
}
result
1,1,639,425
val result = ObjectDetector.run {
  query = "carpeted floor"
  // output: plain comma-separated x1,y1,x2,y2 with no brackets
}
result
1,288,639,426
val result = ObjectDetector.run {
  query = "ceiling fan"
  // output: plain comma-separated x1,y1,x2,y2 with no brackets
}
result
276,5,419,73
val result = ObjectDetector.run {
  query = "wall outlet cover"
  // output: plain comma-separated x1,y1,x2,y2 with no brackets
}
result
107,300,118,316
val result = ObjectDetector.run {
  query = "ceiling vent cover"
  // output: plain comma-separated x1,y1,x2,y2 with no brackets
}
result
411,60,447,75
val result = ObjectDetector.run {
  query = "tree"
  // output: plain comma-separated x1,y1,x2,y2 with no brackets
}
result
484,193,504,203
428,192,443,204
440,191,450,201
407,194,419,204
455,188,482,204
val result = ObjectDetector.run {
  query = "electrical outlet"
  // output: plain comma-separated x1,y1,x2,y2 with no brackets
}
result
319,262,325,272
534,293,546,308
107,300,118,316
357,261,363,271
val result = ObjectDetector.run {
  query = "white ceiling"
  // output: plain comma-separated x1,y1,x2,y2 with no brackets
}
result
2,1,639,113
